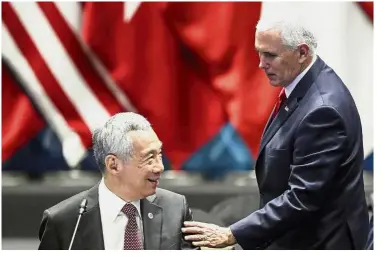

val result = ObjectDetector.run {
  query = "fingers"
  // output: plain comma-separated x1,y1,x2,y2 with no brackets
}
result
182,221,216,248
192,241,210,247
182,226,204,234
184,221,208,227
184,234,206,241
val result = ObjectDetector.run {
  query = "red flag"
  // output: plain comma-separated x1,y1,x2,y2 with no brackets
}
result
82,2,277,167
82,2,228,169
163,2,279,158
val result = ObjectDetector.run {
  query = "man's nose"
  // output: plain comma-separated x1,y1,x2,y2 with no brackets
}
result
259,55,268,69
153,159,164,174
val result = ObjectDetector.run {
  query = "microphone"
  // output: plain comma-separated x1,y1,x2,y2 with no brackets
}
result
68,198,88,250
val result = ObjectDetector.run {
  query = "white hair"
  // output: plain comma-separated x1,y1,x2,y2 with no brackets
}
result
92,112,152,171
256,19,318,54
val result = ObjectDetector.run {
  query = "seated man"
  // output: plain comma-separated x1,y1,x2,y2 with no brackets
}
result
38,112,197,250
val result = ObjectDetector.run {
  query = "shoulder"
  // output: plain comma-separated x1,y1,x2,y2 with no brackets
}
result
155,188,186,201
300,63,358,124
153,188,187,206
311,62,355,109
44,186,95,221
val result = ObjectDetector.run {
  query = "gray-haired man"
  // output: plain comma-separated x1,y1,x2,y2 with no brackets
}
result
38,112,197,250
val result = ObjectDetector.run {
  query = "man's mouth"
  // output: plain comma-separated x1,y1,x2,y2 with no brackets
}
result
147,178,160,186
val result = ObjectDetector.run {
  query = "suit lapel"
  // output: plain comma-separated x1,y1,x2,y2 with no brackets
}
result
261,105,276,138
75,183,105,250
257,97,299,157
256,56,326,161
141,194,163,250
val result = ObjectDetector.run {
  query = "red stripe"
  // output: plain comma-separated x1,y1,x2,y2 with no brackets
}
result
38,2,126,115
358,2,373,22
2,2,91,147
1,61,45,161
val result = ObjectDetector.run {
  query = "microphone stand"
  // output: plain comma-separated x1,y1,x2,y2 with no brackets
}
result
68,199,87,250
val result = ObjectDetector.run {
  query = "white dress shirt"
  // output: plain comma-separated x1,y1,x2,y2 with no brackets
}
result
98,178,144,250
285,54,317,98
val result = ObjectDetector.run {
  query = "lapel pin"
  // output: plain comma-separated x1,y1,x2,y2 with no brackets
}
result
148,213,153,219
284,106,289,112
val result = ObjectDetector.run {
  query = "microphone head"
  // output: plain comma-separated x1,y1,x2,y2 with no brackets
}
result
79,199,88,214
80,198,88,208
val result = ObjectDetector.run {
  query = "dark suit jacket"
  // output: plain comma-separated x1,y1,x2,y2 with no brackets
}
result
38,183,198,250
230,56,369,249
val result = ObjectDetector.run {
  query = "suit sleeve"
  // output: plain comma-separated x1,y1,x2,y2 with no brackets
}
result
230,106,348,249
181,196,200,250
38,210,61,250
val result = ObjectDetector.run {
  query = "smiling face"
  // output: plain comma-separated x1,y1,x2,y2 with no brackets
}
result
125,129,164,198
255,30,305,87
107,129,164,200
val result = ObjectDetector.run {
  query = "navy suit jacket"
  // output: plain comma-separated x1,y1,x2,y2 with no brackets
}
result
230,56,369,249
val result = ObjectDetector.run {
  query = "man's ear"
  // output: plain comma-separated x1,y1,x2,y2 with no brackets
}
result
105,154,120,175
297,43,310,63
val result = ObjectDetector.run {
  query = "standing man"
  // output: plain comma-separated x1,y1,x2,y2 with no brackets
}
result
182,19,369,249
38,112,197,250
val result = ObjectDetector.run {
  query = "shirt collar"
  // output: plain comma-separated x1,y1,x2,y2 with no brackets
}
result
98,177,141,222
285,54,317,98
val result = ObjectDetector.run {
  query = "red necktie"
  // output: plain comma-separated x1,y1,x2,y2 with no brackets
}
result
122,203,144,250
272,88,287,119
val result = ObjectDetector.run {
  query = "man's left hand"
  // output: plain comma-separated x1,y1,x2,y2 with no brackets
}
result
182,221,236,248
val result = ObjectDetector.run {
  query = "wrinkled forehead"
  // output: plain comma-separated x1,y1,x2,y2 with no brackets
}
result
128,130,162,155
255,30,284,52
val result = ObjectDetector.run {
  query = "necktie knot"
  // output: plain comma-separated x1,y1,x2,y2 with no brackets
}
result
278,88,287,102
272,88,287,119
122,203,137,218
